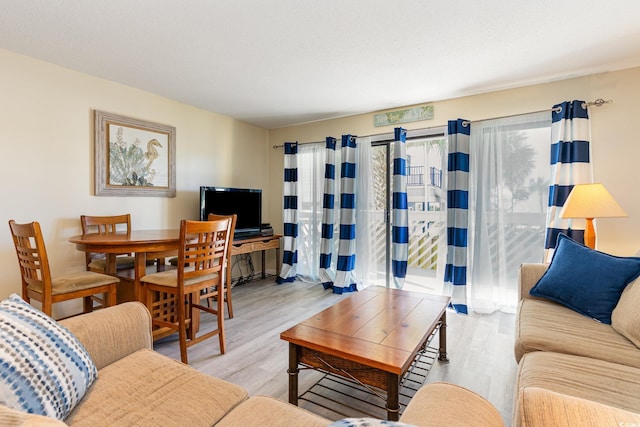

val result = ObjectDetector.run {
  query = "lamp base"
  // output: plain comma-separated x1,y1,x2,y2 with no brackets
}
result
584,218,595,249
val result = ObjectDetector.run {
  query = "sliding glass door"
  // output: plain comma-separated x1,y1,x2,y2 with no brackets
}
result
370,132,448,292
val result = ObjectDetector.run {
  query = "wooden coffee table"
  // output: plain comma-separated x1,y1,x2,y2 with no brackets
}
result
280,286,450,421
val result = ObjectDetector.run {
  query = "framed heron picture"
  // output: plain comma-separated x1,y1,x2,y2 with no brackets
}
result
94,110,176,197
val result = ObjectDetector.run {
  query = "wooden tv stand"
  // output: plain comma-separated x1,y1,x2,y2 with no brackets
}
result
231,234,281,279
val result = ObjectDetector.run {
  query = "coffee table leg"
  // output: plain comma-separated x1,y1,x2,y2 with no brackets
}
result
288,343,299,406
386,373,400,421
438,311,449,362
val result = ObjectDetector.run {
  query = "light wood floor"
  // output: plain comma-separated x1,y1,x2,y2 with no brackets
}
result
154,278,517,425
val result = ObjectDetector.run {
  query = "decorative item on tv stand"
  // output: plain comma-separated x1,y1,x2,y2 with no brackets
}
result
261,223,273,236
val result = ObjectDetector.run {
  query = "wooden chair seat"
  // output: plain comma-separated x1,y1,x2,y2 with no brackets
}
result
140,269,219,288
8,220,118,318
28,271,121,295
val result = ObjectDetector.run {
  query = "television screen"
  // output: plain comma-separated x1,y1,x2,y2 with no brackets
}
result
199,187,262,237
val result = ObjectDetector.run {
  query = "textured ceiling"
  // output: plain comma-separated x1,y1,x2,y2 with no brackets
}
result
2,0,640,129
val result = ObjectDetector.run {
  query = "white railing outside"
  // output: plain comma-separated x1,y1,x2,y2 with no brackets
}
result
296,208,545,293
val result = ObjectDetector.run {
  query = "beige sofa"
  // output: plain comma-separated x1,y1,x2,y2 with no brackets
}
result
514,263,640,426
0,301,504,427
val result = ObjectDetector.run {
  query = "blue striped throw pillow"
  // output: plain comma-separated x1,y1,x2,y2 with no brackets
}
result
0,294,97,420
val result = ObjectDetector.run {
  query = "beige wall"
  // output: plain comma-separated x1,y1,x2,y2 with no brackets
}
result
0,49,269,315
268,67,640,257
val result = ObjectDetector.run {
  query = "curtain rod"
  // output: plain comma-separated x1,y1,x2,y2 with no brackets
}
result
461,98,612,127
271,127,441,149
272,98,612,149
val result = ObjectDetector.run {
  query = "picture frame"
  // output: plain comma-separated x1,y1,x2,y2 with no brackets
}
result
94,110,176,197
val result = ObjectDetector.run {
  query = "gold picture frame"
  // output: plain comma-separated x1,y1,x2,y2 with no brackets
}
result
94,110,176,197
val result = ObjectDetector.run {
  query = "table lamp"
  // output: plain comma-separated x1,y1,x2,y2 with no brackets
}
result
559,183,627,249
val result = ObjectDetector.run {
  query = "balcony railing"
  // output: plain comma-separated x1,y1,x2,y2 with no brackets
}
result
407,166,442,188
295,208,546,291
407,166,424,186
429,167,442,188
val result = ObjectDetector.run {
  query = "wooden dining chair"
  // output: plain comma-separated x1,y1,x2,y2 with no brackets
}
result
81,214,162,274
80,214,135,272
140,218,232,364
8,220,118,318
204,213,237,319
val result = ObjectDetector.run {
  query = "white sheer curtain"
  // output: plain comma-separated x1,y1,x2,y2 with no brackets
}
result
295,137,375,288
354,137,375,289
468,112,551,313
295,142,325,282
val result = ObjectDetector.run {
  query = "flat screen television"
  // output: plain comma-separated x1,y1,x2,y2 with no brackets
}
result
199,186,262,238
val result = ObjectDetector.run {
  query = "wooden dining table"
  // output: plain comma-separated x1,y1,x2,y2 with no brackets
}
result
68,229,180,303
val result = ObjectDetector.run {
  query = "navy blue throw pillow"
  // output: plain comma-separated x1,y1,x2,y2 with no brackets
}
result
530,234,640,324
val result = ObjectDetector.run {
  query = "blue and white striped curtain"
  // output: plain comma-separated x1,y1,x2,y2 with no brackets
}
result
544,100,592,260
392,127,408,289
277,142,299,284
322,134,358,294
319,137,337,287
444,119,470,314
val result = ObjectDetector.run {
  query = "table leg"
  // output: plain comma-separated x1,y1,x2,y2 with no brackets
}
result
386,373,400,421
105,254,117,275
134,253,148,302
287,343,299,406
438,311,449,362
275,246,280,277
261,250,266,279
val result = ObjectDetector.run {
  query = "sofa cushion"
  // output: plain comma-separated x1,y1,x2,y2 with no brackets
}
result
216,395,329,427
515,351,640,422
529,234,640,324
612,277,640,348
65,348,247,426
515,298,640,368
519,387,640,427
0,294,97,420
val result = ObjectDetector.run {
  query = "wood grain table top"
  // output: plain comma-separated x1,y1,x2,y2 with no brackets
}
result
69,229,180,253
281,287,450,375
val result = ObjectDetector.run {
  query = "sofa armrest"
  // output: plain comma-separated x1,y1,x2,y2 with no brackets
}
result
518,263,548,301
59,301,152,370
518,387,640,427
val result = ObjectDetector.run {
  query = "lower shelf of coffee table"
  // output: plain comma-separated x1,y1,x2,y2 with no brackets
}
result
297,341,440,421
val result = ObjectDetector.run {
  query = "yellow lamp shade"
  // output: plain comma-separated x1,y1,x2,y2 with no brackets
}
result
559,183,627,249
